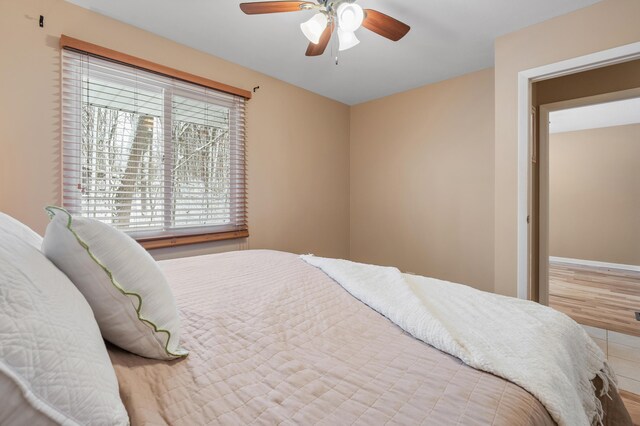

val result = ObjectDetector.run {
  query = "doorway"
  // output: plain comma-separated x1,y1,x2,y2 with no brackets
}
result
516,43,640,301
538,90,640,331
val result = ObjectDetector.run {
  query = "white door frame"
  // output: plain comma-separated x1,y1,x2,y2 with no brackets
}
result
516,41,640,300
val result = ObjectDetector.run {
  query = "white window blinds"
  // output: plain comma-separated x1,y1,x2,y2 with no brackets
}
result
61,48,247,240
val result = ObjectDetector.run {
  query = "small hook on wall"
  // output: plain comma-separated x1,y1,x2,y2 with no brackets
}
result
39,15,44,28
253,86,260,93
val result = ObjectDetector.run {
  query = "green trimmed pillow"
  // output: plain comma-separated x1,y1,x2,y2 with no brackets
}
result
42,206,188,360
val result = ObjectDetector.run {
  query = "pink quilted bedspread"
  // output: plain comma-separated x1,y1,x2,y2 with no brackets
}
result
107,250,630,425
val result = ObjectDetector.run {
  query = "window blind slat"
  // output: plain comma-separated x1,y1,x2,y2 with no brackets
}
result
62,48,248,236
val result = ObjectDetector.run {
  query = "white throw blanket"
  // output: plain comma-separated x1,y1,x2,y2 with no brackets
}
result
301,255,616,426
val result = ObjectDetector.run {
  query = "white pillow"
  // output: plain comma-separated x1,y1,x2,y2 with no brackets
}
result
42,206,188,360
0,212,43,249
0,216,129,425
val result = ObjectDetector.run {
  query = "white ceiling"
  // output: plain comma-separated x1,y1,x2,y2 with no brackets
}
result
550,97,640,134
65,0,601,105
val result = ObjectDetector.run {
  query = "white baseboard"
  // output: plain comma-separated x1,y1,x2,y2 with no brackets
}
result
549,256,640,273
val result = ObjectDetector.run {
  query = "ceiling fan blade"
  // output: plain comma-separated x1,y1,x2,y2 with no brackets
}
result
305,23,334,56
362,9,410,41
240,1,310,14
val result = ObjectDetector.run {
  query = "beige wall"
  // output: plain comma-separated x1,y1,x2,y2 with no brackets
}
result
549,124,640,266
350,69,495,292
4,0,640,294
494,0,640,296
0,0,350,259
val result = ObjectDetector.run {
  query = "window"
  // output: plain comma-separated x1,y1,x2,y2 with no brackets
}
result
61,39,248,247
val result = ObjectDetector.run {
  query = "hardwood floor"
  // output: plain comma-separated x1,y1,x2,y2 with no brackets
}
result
621,391,640,426
548,261,640,337
549,262,640,421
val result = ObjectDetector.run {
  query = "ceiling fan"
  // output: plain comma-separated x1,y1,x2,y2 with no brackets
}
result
239,0,410,57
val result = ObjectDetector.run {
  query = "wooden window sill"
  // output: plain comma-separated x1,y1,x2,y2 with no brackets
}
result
137,230,249,250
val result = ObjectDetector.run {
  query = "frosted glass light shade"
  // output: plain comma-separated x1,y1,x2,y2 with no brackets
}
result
337,3,364,32
338,28,360,51
300,13,328,44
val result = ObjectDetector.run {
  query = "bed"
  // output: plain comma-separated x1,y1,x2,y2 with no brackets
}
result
107,250,632,425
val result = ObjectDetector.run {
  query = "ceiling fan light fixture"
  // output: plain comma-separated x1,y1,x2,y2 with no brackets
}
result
337,28,360,51
336,3,364,32
300,13,328,44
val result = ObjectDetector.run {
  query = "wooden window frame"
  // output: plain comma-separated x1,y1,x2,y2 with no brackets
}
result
60,35,250,249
